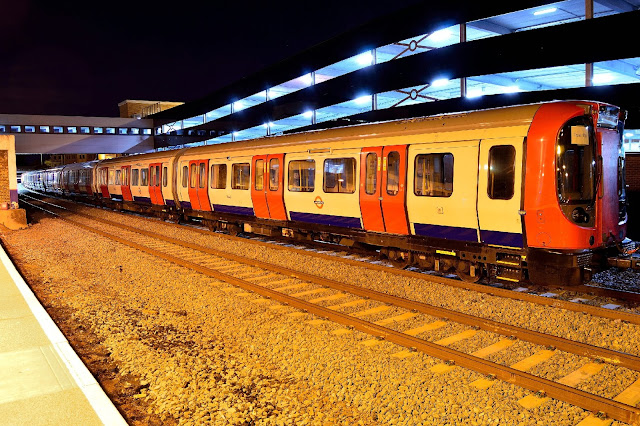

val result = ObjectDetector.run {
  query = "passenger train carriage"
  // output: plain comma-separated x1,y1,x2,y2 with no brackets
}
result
22,101,627,286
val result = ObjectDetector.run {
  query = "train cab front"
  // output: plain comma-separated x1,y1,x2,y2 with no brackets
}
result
524,102,627,286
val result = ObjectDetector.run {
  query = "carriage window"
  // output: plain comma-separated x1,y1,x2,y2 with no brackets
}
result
232,163,250,189
190,164,198,188
141,168,148,186
199,163,206,188
182,165,188,188
288,160,315,192
269,158,279,191
132,169,139,186
115,170,122,186
414,153,453,197
488,145,516,200
210,164,227,189
365,153,377,195
163,167,168,187
324,158,356,193
255,159,264,190
386,151,400,195
108,170,115,185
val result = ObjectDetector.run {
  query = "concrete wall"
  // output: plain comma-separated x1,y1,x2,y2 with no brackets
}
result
0,135,26,229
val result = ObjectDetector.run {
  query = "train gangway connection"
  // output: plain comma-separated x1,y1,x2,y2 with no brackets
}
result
0,243,126,425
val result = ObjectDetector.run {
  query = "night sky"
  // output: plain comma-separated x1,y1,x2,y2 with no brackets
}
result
0,0,422,117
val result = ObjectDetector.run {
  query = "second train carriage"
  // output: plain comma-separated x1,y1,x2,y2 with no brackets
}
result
21,101,628,286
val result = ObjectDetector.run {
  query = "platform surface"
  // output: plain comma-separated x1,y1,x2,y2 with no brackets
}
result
0,242,126,425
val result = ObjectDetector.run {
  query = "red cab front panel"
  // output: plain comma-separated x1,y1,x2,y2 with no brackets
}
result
597,128,626,245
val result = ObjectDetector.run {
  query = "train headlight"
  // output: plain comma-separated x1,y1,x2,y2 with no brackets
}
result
571,207,589,224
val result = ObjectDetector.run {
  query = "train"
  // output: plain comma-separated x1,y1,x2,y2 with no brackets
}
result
22,100,629,286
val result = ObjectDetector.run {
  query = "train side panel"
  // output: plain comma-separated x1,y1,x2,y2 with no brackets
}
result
407,140,480,243
283,148,362,229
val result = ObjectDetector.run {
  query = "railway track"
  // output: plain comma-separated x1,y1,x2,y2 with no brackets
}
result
23,191,640,317
21,194,640,425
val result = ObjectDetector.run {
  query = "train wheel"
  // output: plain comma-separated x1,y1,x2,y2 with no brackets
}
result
388,249,413,269
456,261,482,283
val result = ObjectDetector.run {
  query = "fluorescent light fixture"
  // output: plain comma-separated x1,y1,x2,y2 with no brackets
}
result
428,29,452,42
593,73,615,85
503,85,521,93
301,73,314,85
354,95,372,105
625,132,634,137
233,132,239,137
533,7,557,15
466,88,484,98
356,52,373,66
431,78,450,87
302,110,314,119
233,101,243,111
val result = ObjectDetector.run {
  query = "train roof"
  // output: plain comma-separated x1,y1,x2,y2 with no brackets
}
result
98,100,602,165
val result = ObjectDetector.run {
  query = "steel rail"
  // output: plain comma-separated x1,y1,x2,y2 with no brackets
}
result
42,202,640,373
21,199,640,425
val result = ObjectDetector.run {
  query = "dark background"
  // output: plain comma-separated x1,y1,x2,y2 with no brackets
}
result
0,0,422,117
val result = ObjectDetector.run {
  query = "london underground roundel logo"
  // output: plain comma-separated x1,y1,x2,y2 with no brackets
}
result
314,196,324,209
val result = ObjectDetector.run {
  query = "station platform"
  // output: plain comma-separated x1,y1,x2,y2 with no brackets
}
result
0,243,126,425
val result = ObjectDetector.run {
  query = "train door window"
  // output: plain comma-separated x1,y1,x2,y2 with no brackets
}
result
122,168,129,186
115,170,122,185
198,163,206,188
163,167,168,187
255,159,264,190
487,145,516,200
181,165,188,187
288,160,315,192
141,168,148,186
232,163,250,190
108,170,115,185
324,158,356,193
365,153,377,195
190,163,198,188
269,158,279,191
414,153,454,197
132,169,139,186
149,167,155,186
156,165,162,187
386,151,400,195
210,164,226,189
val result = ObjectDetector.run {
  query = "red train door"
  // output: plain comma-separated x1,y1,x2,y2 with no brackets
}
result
251,155,270,218
381,145,409,234
99,167,109,198
148,163,165,205
187,160,211,211
265,154,287,220
121,166,133,201
359,147,385,232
